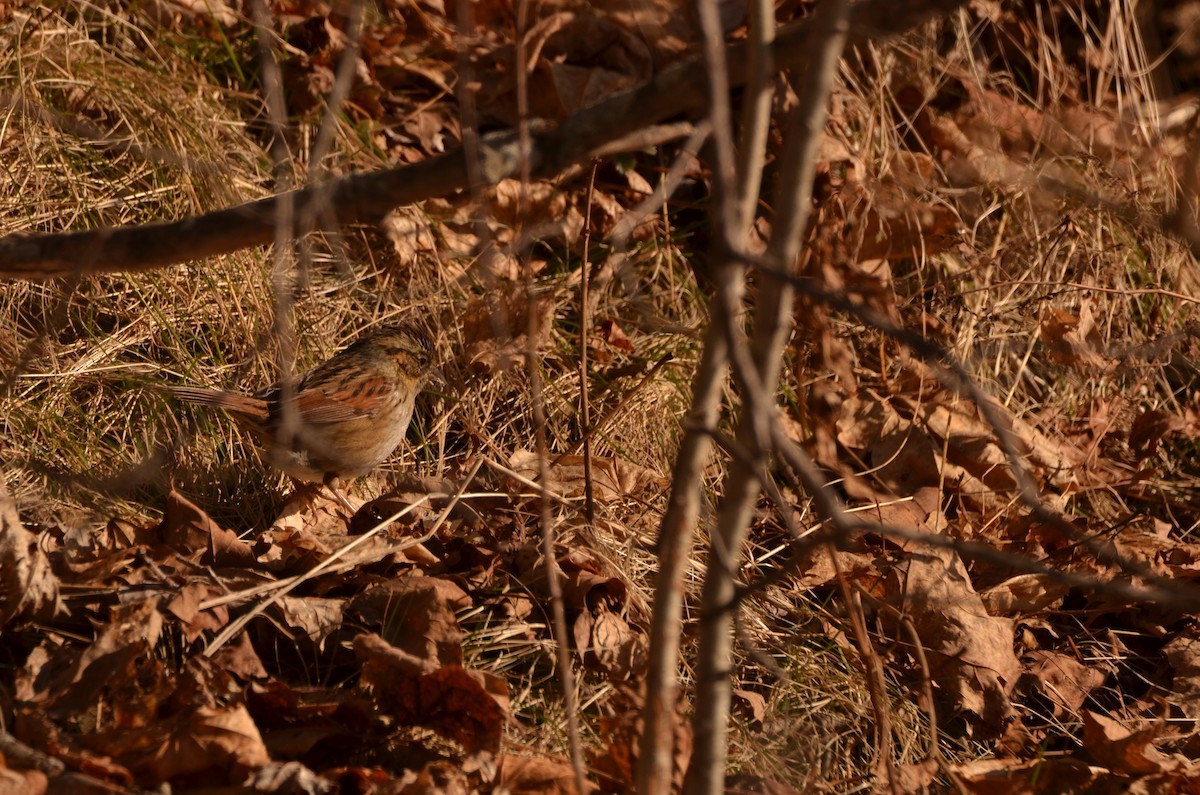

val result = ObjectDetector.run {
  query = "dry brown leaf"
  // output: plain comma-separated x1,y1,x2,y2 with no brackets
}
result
276,596,345,650
356,633,509,754
165,582,228,643
12,708,135,787
731,689,767,727
0,484,62,626
460,286,557,373
815,173,962,264
889,759,939,794
29,599,164,714
382,210,440,264
1040,304,1114,372
1129,409,1189,459
961,84,1136,166
596,318,634,356
1019,651,1106,719
953,756,1098,793
1164,629,1200,720
210,632,269,681
587,0,700,63
590,688,691,794
492,179,585,246
349,578,471,671
889,546,1020,728
508,449,667,501
1082,711,1184,775
497,754,592,795
899,384,1084,492
588,610,645,681
980,574,1072,615
791,548,882,593
521,11,652,119
89,704,270,784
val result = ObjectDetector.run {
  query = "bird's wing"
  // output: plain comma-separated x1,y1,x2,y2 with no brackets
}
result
287,375,396,423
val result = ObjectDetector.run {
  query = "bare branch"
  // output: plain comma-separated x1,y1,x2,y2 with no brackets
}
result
0,0,971,282
686,2,852,793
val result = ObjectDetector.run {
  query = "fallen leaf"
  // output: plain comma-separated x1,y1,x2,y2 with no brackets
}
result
1082,710,1183,775
980,574,1072,615
1019,651,1105,718
356,633,509,754
88,704,270,784
497,754,592,794
888,546,1020,730
0,484,62,626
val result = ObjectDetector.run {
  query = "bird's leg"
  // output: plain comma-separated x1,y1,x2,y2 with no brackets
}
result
321,474,360,520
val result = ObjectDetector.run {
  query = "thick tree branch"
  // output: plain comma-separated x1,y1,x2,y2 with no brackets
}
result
0,0,970,282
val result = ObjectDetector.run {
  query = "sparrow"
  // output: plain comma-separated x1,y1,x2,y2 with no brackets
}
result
168,323,435,485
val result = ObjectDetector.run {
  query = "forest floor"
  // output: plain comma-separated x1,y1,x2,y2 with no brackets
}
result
4,1,1200,793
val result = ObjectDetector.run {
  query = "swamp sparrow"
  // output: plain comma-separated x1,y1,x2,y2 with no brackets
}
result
169,323,435,484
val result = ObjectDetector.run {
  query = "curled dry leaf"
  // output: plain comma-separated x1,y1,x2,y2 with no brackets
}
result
888,546,1020,729
1018,650,1106,719
1165,629,1200,720
87,704,270,784
28,599,164,716
356,633,509,755
731,689,767,728
497,754,592,795
210,633,268,681
0,485,62,627
1040,304,1114,372
478,9,652,123
1082,710,1184,775
895,379,1087,493
979,574,1072,615
276,596,345,651
165,581,228,643
382,210,440,265
573,608,645,681
492,179,585,247
1129,408,1190,459
348,577,471,671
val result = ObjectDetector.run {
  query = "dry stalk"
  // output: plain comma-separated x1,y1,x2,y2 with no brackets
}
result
248,0,299,465
515,1,586,787
685,3,851,794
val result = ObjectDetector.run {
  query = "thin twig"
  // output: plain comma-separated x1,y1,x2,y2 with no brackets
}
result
580,164,598,526
516,2,586,786
832,560,899,794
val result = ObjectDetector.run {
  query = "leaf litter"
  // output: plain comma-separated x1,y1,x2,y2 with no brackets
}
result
7,0,1200,793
